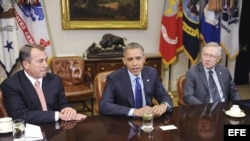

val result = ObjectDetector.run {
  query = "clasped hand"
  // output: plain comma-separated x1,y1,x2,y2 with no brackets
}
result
133,104,168,117
59,107,87,121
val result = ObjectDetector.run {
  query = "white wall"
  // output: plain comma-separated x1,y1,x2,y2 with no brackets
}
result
42,0,236,91
43,0,164,56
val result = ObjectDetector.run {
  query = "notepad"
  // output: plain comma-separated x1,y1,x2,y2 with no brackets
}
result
160,125,177,131
25,123,43,141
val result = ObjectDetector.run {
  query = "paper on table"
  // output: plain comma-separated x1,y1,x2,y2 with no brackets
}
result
160,125,177,131
25,123,43,141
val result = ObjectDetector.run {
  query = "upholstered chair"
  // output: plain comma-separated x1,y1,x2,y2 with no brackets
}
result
50,56,94,115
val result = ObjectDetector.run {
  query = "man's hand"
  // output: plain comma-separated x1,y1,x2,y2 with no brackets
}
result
133,104,168,118
73,113,87,121
133,106,152,117
59,107,77,121
59,107,87,121
152,103,167,117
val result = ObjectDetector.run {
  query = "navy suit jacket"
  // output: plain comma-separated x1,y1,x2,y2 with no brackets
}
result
183,62,240,105
0,70,69,124
99,66,173,116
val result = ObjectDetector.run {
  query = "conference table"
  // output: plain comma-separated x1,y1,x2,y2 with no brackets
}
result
0,100,250,141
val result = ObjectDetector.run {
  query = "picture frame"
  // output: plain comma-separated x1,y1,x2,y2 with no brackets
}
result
61,0,148,30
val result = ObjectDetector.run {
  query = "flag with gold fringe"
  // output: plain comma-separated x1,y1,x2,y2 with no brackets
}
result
200,0,221,45
220,0,242,60
182,0,201,64
0,0,20,77
159,0,183,65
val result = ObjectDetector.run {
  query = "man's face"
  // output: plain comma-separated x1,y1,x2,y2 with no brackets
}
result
122,48,146,76
201,47,221,69
23,48,48,79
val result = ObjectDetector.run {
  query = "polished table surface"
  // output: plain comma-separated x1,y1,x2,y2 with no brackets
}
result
1,100,250,141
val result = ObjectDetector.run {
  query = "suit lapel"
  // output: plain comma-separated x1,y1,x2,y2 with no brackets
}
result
41,74,50,103
198,63,211,103
198,63,209,89
141,69,152,105
19,71,42,109
120,69,135,107
215,66,226,97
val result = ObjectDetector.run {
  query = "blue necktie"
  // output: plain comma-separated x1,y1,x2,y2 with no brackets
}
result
208,70,221,102
135,77,142,108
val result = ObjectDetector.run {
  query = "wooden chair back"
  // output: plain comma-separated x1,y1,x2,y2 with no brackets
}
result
94,71,114,112
177,75,186,106
0,90,8,117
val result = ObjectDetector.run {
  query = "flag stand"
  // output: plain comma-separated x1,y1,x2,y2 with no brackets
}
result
167,64,174,98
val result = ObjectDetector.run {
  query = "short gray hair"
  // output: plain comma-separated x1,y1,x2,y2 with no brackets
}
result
123,42,144,56
202,42,222,57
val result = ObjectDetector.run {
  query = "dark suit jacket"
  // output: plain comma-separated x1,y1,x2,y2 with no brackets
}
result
183,62,240,105
99,66,173,116
0,70,69,124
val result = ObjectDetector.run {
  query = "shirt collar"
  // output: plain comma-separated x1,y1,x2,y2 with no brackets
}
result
204,67,215,73
24,70,43,86
127,69,142,83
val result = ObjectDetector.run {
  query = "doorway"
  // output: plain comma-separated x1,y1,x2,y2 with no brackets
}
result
234,0,250,85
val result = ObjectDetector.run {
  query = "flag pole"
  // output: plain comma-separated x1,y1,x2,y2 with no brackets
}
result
167,64,174,98
225,55,228,67
188,60,191,68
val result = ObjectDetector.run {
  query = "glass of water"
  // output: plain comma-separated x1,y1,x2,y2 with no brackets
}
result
142,109,154,132
12,119,25,141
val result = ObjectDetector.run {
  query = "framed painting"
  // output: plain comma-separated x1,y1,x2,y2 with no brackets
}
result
61,0,148,29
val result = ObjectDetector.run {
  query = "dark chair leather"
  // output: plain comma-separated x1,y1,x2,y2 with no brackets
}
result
94,71,113,113
0,90,8,117
50,56,94,115
177,75,186,106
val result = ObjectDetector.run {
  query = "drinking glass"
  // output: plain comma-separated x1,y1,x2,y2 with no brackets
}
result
142,109,154,131
12,119,25,141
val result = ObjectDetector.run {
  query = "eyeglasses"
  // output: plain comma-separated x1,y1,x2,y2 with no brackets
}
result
202,53,218,60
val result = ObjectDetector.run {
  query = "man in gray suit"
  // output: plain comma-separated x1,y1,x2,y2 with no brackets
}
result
183,42,240,105
99,42,173,118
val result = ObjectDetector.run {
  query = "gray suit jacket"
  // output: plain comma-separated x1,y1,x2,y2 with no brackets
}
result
99,66,173,116
183,62,240,105
0,70,69,124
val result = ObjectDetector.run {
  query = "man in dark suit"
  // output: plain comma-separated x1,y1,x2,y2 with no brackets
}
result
99,42,173,118
0,43,86,124
183,42,240,105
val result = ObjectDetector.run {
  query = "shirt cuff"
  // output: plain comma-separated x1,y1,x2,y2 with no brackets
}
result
55,111,59,121
128,108,136,116
161,102,171,111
